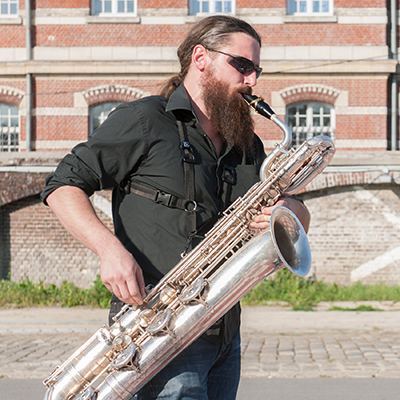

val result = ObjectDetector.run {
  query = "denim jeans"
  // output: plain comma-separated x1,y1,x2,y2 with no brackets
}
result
136,333,241,400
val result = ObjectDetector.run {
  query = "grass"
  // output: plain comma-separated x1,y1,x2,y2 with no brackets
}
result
241,268,400,311
0,275,112,308
1,269,399,310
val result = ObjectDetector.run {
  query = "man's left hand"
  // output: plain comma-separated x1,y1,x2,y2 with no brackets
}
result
248,196,310,233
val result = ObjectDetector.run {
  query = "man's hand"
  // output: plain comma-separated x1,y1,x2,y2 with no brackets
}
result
46,186,146,306
248,196,310,233
99,244,146,306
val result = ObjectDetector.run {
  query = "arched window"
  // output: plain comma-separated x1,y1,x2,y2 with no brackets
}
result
89,102,122,135
0,103,19,152
287,102,335,148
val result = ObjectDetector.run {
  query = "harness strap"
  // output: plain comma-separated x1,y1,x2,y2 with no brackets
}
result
177,120,197,256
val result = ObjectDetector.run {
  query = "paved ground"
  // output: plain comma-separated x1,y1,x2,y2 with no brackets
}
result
0,302,399,386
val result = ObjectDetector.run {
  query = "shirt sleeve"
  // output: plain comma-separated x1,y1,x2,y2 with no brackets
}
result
40,102,148,205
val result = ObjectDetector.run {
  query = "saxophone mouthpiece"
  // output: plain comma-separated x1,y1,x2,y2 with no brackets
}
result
241,93,276,120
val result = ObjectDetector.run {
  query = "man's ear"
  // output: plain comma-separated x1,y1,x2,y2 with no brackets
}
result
191,45,209,72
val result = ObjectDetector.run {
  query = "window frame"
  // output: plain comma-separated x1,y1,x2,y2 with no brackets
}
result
0,0,19,18
287,0,333,16
189,0,235,16
89,101,123,135
286,101,335,149
0,102,20,152
91,0,137,17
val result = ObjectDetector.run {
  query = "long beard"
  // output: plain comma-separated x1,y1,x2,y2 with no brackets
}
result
200,69,256,154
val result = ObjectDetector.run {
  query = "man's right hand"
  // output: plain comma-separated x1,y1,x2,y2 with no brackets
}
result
46,186,146,306
99,244,146,306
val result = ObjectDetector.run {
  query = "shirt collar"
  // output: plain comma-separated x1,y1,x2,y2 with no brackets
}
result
165,83,195,117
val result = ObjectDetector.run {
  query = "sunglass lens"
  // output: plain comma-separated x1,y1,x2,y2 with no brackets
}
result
228,57,261,79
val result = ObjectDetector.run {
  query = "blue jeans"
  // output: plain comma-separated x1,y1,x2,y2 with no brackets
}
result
136,333,241,400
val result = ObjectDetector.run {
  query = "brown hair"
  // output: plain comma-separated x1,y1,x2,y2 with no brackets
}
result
159,15,261,98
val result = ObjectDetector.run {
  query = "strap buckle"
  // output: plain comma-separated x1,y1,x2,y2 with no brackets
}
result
180,141,196,163
155,191,173,207
222,165,236,185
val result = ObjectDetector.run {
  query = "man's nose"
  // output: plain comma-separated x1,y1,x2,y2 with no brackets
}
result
244,70,258,87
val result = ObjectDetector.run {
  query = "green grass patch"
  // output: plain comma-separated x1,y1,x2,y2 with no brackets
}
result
1,269,400,310
242,268,400,310
329,305,383,312
0,275,112,308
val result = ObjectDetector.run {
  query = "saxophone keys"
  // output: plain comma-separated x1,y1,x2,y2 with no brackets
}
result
110,342,137,369
159,285,178,306
112,333,132,352
76,387,96,400
246,208,258,222
135,309,156,328
146,308,175,337
178,277,208,308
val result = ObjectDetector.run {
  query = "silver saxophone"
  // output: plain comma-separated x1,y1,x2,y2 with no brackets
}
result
43,94,335,400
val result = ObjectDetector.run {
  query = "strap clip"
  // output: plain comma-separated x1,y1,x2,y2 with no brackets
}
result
180,141,196,163
155,191,173,207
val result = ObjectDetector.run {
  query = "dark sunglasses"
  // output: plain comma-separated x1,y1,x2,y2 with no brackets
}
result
205,47,262,79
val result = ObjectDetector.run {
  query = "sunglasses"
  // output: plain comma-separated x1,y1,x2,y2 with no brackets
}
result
205,47,262,79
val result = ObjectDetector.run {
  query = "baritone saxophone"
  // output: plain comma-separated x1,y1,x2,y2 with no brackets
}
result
43,94,336,400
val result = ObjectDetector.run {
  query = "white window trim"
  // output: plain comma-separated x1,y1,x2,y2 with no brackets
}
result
91,0,138,17
0,103,20,152
189,0,236,16
287,0,334,16
0,0,19,18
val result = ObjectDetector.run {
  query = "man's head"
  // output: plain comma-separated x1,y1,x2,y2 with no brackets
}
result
160,15,261,98
160,16,262,154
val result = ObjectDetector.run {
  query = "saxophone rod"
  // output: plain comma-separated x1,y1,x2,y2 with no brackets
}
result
242,93,292,182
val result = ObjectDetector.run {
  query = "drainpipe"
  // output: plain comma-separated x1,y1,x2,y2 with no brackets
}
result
25,0,32,151
390,0,398,150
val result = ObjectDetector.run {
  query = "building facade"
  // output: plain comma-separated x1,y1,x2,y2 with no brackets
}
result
1,0,400,288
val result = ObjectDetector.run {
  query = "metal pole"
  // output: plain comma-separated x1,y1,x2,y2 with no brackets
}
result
390,0,398,150
25,0,32,151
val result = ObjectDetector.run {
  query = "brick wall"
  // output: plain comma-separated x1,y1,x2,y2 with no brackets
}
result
302,184,400,286
1,170,400,288
0,191,113,287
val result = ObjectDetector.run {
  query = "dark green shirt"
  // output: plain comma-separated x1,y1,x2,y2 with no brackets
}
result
41,84,266,343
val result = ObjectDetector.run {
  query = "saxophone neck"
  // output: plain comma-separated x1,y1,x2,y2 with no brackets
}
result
242,93,292,181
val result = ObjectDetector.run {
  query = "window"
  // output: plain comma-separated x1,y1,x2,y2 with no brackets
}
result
288,0,332,15
1,0,18,17
0,103,19,152
189,1,234,15
92,0,136,16
287,102,335,148
90,102,122,134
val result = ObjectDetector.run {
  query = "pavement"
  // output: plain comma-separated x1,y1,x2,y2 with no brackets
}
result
0,302,399,385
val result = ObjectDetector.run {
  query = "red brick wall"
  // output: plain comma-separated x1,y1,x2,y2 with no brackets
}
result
34,0,90,8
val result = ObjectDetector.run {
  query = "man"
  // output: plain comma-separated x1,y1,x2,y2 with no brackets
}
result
41,15,310,400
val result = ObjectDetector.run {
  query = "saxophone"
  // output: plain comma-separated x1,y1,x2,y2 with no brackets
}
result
43,94,335,400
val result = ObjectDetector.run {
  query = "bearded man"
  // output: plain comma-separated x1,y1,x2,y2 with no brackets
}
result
41,15,309,400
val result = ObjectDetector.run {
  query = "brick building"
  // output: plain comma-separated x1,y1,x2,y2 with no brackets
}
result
1,0,400,287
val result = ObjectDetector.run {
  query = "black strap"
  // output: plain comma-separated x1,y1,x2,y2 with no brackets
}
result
177,120,197,256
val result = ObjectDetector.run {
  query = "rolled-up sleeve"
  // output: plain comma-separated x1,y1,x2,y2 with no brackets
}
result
40,102,148,205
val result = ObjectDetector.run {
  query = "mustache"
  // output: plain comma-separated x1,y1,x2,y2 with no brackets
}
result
239,87,253,96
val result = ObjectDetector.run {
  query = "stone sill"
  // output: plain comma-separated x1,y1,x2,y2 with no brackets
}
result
283,15,338,23
0,16,22,25
86,16,140,24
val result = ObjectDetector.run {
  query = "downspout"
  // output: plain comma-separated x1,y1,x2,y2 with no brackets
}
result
25,0,32,151
390,0,398,150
